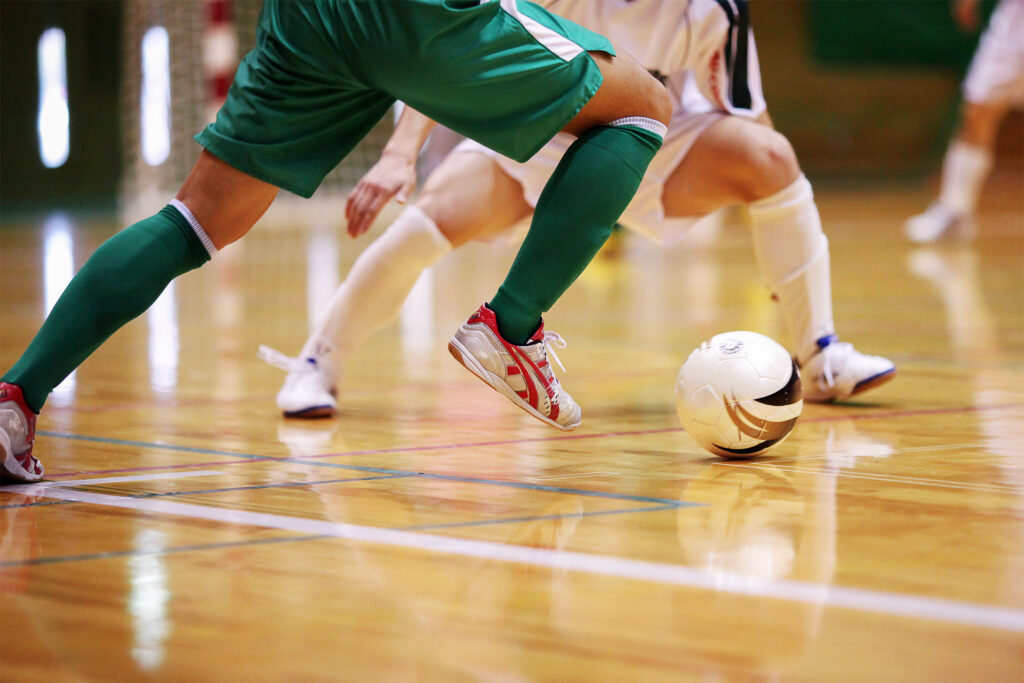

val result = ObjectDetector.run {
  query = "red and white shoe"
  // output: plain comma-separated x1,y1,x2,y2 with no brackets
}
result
0,383,44,483
449,304,582,431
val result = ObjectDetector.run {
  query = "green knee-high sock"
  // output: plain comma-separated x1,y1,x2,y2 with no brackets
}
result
489,124,663,344
2,205,211,412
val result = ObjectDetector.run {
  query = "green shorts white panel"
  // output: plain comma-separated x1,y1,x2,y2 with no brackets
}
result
195,0,613,197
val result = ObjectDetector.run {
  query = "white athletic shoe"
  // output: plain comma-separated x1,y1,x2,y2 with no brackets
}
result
448,304,582,431
258,346,338,418
798,336,896,403
904,203,977,243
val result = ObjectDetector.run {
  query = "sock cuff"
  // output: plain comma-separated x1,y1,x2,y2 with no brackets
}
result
947,139,993,169
169,198,218,257
391,205,452,254
747,173,813,219
609,116,668,140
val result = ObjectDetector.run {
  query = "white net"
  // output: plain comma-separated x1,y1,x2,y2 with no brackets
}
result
119,0,394,222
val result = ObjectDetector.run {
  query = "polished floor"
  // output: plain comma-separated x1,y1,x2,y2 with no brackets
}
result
1,174,1023,681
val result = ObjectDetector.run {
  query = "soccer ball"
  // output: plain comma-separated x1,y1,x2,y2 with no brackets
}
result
675,331,802,458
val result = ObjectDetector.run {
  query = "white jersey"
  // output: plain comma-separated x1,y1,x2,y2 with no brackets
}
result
457,0,768,245
537,0,767,120
963,0,1024,105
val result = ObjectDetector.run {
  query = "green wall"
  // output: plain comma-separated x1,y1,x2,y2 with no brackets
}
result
0,0,123,211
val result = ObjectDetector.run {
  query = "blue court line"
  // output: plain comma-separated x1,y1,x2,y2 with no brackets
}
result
132,474,415,498
405,504,681,532
0,503,681,568
35,430,687,507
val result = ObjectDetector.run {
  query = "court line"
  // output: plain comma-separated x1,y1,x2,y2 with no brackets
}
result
37,400,1023,472
31,432,686,506
9,483,1024,634
40,470,225,487
405,504,678,532
0,534,330,568
718,462,1020,494
3,472,680,534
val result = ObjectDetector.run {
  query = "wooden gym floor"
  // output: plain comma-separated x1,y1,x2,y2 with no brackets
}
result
1,172,1022,681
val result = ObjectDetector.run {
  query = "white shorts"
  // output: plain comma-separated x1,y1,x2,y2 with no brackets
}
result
962,0,1024,106
455,109,730,246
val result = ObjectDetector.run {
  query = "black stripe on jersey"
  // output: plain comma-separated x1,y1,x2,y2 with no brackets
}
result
713,0,753,111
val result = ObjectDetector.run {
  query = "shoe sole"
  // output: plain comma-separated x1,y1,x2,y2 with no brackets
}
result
806,367,896,403
448,339,578,431
849,367,897,398
282,405,337,419
0,434,44,483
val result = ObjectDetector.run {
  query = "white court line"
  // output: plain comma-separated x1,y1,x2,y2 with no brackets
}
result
16,482,1024,634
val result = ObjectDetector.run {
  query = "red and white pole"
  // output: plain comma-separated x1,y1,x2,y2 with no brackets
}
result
203,0,236,123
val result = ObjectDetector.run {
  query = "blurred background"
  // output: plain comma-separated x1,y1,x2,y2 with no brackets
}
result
1,0,1021,214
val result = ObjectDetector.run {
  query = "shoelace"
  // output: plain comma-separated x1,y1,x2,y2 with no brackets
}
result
258,345,309,373
541,331,568,374
815,341,853,390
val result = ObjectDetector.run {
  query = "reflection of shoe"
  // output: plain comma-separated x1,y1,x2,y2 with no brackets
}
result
258,346,338,418
276,421,339,457
823,422,894,469
799,336,895,403
0,383,43,483
905,203,977,243
448,304,581,431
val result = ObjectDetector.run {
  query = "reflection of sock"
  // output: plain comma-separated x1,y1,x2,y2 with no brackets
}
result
301,205,451,369
2,205,212,412
938,140,992,214
490,119,665,344
747,174,835,363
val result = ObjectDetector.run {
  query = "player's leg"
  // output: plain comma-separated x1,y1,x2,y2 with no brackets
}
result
906,0,1023,243
451,49,671,430
661,116,894,401
265,150,531,418
485,50,672,344
905,100,1006,243
0,151,277,481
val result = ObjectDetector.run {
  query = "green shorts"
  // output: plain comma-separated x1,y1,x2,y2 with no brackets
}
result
195,0,613,198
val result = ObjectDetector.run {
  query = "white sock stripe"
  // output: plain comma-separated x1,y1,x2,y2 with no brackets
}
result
609,117,668,139
169,198,218,257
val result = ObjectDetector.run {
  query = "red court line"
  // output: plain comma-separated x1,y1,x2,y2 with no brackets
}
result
38,401,1023,479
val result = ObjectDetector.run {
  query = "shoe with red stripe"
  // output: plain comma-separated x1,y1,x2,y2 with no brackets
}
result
0,383,44,483
448,304,582,431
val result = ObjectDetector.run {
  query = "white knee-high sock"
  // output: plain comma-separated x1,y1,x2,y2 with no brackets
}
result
747,174,835,364
299,205,452,372
937,140,993,215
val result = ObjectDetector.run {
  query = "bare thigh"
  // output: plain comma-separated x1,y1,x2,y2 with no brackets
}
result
416,150,532,248
176,150,279,249
662,116,800,217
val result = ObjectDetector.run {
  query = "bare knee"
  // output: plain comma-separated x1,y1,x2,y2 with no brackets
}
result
957,101,1007,148
637,73,673,126
741,129,801,202
566,50,673,135
176,150,278,249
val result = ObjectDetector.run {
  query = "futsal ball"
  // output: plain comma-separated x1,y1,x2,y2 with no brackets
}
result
675,331,802,458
